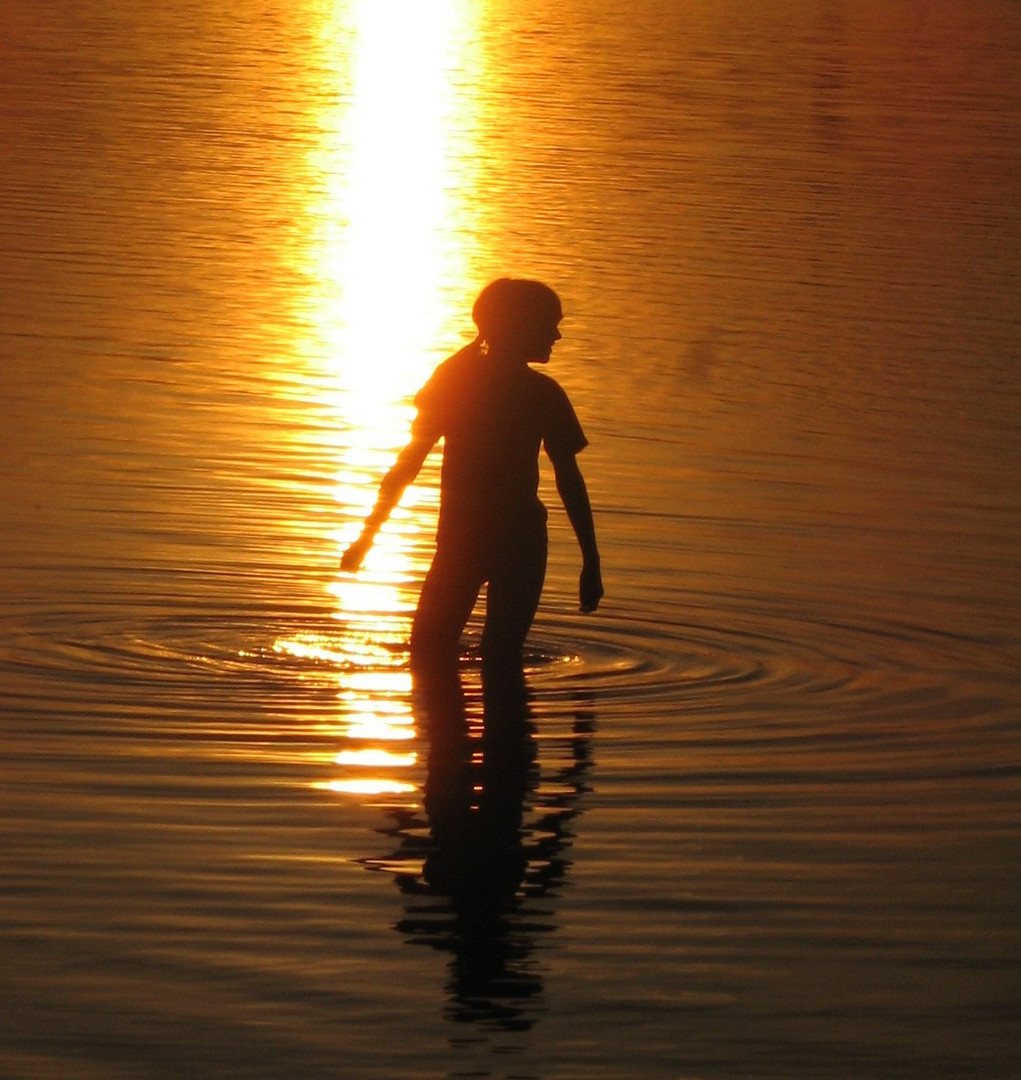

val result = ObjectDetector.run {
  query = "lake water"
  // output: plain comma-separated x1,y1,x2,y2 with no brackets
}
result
1,2,1019,1077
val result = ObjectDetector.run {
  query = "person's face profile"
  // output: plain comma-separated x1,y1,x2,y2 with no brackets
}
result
521,317,561,364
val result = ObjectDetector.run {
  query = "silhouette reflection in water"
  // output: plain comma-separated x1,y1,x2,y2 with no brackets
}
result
364,674,595,1032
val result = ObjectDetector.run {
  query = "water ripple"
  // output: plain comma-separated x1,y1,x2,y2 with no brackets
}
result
527,599,1007,712
1,597,1011,751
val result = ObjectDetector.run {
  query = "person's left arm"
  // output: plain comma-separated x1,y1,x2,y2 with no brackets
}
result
550,450,603,613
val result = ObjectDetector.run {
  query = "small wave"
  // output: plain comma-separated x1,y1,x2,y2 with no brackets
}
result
0,596,1012,753
516,597,1017,755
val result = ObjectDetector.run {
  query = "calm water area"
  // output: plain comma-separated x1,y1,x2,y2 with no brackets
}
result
2,2,1020,1077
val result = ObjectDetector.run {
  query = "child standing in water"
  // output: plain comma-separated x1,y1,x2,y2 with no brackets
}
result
341,278,602,716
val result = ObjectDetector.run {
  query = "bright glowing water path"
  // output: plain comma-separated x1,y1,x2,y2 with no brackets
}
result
274,0,486,798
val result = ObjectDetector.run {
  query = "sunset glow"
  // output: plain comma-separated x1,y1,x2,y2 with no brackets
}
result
276,0,482,799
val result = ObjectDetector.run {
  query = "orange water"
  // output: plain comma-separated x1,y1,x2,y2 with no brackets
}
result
1,2,1019,1077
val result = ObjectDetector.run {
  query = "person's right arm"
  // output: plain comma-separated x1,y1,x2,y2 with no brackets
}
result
340,435,436,571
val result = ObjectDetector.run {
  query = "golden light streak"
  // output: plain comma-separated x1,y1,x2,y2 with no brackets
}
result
342,721,416,742
335,749,417,768
316,779,418,796
311,0,483,414
279,0,482,801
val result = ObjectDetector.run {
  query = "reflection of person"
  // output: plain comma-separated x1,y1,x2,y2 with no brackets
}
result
341,278,602,710
366,695,596,1032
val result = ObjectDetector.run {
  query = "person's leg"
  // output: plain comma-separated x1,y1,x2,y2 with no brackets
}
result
410,545,483,742
481,529,547,713
411,545,483,667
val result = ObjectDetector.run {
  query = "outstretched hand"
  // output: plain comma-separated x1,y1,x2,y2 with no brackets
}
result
579,561,603,613
340,533,371,572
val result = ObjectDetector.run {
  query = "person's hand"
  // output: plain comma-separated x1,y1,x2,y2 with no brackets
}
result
340,533,371,572
579,560,603,613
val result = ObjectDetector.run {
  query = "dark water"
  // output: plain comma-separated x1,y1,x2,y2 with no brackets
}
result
2,2,1019,1077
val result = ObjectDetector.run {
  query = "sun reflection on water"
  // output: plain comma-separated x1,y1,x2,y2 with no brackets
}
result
277,0,482,799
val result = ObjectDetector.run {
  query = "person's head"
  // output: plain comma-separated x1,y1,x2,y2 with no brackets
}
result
471,278,563,363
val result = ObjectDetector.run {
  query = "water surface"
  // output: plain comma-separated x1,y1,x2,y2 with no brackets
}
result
1,2,1019,1077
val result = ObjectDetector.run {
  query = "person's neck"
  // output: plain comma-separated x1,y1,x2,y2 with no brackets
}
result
485,343,529,366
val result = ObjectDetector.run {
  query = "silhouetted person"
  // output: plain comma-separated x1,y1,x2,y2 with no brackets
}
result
341,278,602,728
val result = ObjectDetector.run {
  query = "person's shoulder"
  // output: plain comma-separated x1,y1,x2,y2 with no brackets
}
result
443,341,482,373
524,365,567,393
524,366,574,407
417,342,478,395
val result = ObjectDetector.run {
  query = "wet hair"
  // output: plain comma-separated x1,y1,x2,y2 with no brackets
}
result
471,278,562,345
